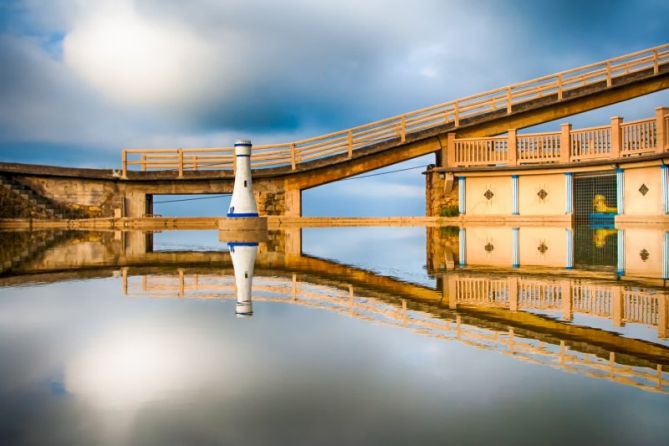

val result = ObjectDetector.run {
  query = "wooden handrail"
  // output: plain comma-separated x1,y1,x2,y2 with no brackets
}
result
451,109,669,167
122,43,669,175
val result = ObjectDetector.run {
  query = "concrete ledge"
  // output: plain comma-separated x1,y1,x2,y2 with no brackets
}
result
458,214,574,225
20,213,669,230
218,217,269,242
615,214,669,225
268,216,442,227
218,217,268,231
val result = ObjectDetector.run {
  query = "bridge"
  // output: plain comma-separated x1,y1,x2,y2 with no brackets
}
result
1,228,668,394
0,44,668,220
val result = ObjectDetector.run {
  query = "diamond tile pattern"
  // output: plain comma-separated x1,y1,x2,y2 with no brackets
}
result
537,189,548,200
638,184,649,196
484,189,494,200
640,249,649,261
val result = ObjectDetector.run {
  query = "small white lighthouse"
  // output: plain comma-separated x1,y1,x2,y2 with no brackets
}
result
227,139,259,218
229,242,257,317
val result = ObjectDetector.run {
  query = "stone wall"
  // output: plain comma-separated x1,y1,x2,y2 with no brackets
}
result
22,176,122,217
425,168,458,217
255,190,286,215
0,186,40,218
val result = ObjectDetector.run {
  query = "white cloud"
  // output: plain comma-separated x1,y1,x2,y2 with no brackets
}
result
2,0,668,165
63,1,223,109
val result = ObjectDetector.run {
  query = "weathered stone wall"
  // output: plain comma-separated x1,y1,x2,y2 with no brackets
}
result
0,186,40,218
21,176,122,217
425,169,458,217
255,190,286,215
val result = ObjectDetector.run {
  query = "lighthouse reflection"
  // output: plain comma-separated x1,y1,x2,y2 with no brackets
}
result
229,242,257,317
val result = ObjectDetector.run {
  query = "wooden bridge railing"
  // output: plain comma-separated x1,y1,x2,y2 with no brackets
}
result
450,107,669,167
121,43,669,177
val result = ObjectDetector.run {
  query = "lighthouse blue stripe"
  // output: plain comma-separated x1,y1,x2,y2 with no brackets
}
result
227,212,259,217
228,242,259,248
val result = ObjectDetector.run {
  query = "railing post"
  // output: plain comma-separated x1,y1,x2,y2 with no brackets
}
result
400,115,406,143
508,129,517,166
141,154,147,172
654,49,660,75
177,149,184,178
506,87,512,114
560,123,572,163
453,103,460,127
606,62,612,87
612,287,624,327
557,74,563,101
508,277,518,311
178,268,185,297
121,150,128,179
447,133,456,167
347,130,353,158
561,280,572,321
121,267,128,295
290,143,297,170
610,116,623,158
656,107,669,153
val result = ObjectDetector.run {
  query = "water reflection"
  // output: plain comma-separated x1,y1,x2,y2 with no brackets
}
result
229,242,257,317
119,267,669,394
428,224,669,282
1,225,669,444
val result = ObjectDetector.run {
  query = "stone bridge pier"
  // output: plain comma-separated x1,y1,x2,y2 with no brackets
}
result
121,177,305,218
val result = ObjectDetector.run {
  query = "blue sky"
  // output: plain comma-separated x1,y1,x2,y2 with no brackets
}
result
0,0,668,215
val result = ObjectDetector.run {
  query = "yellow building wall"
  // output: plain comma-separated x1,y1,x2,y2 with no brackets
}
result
518,227,568,267
624,166,663,216
623,228,664,278
465,227,513,266
466,177,512,215
518,174,566,216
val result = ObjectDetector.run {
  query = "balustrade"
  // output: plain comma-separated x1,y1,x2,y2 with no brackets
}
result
450,107,669,168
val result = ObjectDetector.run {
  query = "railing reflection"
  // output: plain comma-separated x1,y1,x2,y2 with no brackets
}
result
446,274,668,336
120,269,669,395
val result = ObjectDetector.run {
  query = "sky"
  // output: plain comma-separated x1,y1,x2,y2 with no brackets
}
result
0,0,668,215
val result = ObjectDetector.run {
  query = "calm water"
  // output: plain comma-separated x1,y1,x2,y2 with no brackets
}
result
1,225,668,445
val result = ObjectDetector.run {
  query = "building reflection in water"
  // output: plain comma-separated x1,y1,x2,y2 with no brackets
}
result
1,226,668,395
438,225,669,282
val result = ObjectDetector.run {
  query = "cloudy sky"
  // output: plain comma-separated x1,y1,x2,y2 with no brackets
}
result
0,0,668,215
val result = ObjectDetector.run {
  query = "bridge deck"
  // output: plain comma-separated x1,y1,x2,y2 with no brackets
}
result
120,43,669,181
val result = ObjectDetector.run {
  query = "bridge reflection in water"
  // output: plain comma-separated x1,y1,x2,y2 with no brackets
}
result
1,225,668,396
120,268,668,395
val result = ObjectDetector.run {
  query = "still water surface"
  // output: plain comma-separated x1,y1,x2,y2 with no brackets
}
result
0,225,668,445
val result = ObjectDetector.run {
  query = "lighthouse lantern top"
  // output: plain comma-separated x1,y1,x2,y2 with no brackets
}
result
234,139,252,156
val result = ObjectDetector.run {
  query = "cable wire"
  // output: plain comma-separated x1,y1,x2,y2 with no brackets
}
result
152,163,429,204
153,194,231,204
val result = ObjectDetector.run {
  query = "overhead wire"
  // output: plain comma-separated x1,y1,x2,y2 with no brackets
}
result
151,163,430,204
